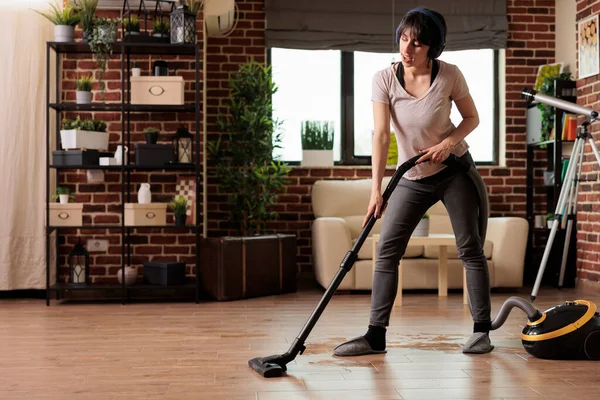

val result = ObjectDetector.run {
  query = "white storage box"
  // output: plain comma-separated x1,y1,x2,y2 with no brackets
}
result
125,203,167,226
130,76,184,105
48,203,83,226
60,129,110,150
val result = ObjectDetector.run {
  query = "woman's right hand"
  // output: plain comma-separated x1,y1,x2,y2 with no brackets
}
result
362,191,384,228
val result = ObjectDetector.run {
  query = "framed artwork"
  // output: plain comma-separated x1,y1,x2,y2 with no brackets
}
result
175,176,197,225
579,14,599,79
534,62,564,91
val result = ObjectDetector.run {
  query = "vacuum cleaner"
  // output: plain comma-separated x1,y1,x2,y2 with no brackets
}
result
248,154,600,378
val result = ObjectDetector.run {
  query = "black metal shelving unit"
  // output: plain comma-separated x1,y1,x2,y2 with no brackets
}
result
524,79,577,287
45,41,203,305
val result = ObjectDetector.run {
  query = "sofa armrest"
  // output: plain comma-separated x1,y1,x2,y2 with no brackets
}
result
312,217,355,290
486,217,528,287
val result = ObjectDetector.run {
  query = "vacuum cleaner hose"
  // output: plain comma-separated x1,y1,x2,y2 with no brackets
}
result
491,296,543,330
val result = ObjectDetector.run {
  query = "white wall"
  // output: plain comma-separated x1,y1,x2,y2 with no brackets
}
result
555,0,577,73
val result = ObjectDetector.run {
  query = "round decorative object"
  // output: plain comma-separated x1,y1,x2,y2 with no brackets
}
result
117,266,137,286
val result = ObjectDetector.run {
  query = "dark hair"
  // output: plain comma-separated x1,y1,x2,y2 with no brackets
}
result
395,8,447,59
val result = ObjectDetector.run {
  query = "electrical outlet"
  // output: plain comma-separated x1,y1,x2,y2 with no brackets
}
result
87,239,108,252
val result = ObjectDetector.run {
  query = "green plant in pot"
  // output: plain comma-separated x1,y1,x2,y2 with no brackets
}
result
168,195,188,227
123,15,140,36
33,0,80,42
300,120,335,167
152,19,169,40
76,0,98,41
537,71,573,143
209,61,290,236
52,186,75,204
75,74,93,104
143,127,159,144
203,62,297,301
88,16,120,100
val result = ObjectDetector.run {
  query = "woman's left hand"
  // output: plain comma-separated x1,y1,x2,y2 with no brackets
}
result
416,138,454,164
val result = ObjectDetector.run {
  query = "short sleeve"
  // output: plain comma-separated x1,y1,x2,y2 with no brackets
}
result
450,65,469,101
371,70,390,104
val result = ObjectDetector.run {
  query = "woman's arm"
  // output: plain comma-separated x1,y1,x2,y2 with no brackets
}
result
416,93,479,164
371,101,391,193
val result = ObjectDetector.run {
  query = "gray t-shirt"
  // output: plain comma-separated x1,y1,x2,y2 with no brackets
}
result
372,60,470,180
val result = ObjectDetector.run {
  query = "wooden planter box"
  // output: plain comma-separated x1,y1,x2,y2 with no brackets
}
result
199,234,297,301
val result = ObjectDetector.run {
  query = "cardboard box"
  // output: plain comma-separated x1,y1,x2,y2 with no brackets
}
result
130,76,184,105
124,203,167,226
48,203,83,226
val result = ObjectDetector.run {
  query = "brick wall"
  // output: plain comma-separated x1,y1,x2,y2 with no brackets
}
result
575,0,600,290
58,1,570,285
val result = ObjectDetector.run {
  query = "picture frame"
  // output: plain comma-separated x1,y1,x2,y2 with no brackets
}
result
578,14,599,79
534,62,564,91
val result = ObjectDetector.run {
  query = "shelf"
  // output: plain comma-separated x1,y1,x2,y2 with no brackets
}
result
51,283,123,291
48,41,197,56
50,164,197,171
48,225,198,230
127,283,197,290
50,103,196,112
48,225,123,230
528,140,575,147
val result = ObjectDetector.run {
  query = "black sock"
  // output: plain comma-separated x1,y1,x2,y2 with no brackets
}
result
473,321,491,333
364,325,386,350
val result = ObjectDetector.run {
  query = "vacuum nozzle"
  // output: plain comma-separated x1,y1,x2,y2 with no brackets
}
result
248,353,291,378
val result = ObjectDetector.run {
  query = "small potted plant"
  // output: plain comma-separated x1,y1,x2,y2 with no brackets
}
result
412,213,430,237
143,127,159,144
75,75,93,104
77,0,98,42
132,61,141,77
60,116,109,150
53,186,75,204
546,213,556,229
152,19,170,42
123,15,140,38
88,16,120,99
168,195,188,227
300,120,335,167
33,0,80,43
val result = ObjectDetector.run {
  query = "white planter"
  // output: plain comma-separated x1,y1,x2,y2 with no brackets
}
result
54,25,74,42
60,129,110,150
76,91,92,104
412,218,430,237
547,220,554,229
131,68,141,77
59,194,69,204
301,150,334,167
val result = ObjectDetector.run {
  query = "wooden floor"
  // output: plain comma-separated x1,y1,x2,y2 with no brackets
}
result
1,285,599,400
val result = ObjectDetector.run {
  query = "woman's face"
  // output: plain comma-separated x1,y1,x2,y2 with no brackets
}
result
398,29,430,68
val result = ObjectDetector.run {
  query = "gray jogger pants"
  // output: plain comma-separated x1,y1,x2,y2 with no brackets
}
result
370,152,491,327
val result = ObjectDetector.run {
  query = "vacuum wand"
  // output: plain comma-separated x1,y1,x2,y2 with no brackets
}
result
248,153,468,378
520,88,598,119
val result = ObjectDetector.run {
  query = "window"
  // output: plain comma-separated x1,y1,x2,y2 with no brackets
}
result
271,48,499,165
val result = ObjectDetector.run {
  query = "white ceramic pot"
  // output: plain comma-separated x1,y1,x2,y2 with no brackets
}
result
76,91,92,104
301,150,334,167
60,129,109,150
117,266,137,286
59,194,69,204
54,25,74,42
131,68,141,77
547,220,554,229
412,218,430,237
138,183,151,204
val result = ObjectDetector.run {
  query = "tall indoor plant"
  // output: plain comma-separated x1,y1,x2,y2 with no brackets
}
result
202,62,296,301
209,61,290,236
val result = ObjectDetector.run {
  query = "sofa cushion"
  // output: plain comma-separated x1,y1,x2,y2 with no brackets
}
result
423,239,493,260
353,237,424,260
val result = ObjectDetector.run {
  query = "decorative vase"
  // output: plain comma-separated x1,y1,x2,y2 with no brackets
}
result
138,183,151,204
54,25,74,42
117,266,137,285
76,91,92,104
175,213,186,227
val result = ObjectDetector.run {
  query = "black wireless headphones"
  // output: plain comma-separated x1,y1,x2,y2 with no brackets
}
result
395,8,447,59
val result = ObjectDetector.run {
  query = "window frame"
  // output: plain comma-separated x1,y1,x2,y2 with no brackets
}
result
267,49,500,167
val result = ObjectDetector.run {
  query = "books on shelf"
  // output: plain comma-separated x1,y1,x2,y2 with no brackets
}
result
561,113,577,141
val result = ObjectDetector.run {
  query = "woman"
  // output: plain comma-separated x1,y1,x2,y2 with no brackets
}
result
333,8,494,356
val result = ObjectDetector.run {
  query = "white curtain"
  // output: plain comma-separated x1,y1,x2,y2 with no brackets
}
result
0,1,55,290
